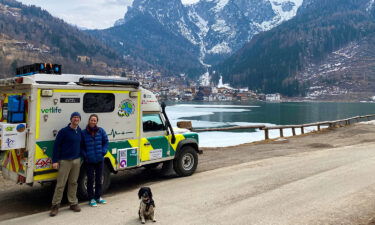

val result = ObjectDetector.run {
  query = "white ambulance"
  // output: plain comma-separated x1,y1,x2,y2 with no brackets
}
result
0,63,199,199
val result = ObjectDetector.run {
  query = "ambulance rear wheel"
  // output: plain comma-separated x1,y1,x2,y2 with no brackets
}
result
102,164,111,193
77,163,111,200
173,146,198,176
77,166,88,200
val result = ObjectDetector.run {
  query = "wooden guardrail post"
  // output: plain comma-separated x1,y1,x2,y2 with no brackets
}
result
301,127,304,134
292,127,296,136
317,124,321,131
279,128,284,137
264,129,269,140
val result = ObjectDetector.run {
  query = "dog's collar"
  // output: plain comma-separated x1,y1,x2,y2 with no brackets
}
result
143,199,155,212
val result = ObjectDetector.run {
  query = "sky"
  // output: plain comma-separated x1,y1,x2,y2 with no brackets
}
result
18,0,201,30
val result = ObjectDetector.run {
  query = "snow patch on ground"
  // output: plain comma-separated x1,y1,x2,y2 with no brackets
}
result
360,120,375,125
212,19,231,33
182,0,201,5
177,18,198,45
202,0,230,12
207,42,232,54
333,42,360,59
188,11,209,37
367,0,375,11
187,10,210,66
213,0,230,12
256,0,303,31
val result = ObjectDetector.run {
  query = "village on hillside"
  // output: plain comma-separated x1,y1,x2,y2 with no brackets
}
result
124,69,282,102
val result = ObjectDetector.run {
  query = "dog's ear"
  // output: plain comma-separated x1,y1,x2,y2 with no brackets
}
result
138,188,143,199
148,189,153,199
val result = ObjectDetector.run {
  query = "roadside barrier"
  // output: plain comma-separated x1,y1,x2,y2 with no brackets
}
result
178,114,375,140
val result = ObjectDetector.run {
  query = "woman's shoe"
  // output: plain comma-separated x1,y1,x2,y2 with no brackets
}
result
89,199,97,207
96,197,107,204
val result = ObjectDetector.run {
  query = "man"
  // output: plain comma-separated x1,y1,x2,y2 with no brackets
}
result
50,112,83,217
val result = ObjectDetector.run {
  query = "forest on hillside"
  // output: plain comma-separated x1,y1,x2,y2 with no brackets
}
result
214,0,375,96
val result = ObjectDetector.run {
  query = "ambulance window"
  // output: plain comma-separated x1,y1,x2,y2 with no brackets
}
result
83,93,115,113
142,114,165,132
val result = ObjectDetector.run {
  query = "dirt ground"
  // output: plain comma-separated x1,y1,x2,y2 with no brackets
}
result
1,122,375,223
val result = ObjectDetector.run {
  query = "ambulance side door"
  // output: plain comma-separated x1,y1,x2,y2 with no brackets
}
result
140,112,170,162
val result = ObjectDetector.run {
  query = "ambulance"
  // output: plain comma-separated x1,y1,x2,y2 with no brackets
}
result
0,63,199,199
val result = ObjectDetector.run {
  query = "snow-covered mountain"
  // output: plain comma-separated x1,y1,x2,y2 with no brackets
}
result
126,0,303,65
185,0,303,61
95,0,304,75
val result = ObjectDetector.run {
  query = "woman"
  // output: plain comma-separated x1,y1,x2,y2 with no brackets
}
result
82,114,109,207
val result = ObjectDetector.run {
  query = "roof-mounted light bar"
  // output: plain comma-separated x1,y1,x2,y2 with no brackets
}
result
78,77,140,88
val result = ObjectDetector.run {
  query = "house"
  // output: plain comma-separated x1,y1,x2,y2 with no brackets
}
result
265,93,281,102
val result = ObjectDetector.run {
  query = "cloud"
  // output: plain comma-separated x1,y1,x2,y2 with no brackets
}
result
17,0,201,29
18,0,134,29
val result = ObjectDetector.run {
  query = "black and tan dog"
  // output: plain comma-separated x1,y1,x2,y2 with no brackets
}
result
138,187,156,224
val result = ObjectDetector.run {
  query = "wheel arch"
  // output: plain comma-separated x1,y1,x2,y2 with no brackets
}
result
175,139,199,157
104,157,116,174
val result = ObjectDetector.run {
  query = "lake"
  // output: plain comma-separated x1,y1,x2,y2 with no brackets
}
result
166,102,375,147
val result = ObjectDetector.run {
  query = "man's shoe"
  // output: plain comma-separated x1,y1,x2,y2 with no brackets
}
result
69,204,81,212
89,199,97,207
49,204,59,217
96,197,107,204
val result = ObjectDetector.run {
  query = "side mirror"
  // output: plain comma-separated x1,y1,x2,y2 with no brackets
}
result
161,102,166,111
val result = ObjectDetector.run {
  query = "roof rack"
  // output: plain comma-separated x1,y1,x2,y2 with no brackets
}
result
16,63,61,77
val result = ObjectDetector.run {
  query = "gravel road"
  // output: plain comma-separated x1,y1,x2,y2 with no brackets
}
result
1,122,375,224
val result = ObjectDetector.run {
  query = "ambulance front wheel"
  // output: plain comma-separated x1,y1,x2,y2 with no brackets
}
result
173,146,198,176
77,163,111,200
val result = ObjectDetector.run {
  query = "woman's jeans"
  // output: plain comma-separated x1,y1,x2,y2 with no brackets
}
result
86,161,103,200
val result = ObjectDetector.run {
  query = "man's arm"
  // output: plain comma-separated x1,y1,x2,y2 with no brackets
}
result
52,129,63,167
80,131,87,159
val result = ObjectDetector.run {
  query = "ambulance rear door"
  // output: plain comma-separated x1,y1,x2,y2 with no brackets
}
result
0,86,31,184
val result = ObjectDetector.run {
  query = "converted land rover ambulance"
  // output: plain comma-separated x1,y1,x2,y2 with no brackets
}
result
0,63,199,198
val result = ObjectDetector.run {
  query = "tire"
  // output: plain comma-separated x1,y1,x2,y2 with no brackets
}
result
173,146,198,176
77,163,111,200
77,166,88,200
102,164,111,193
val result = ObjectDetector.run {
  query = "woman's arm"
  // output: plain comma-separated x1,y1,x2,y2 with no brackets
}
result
101,128,109,156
